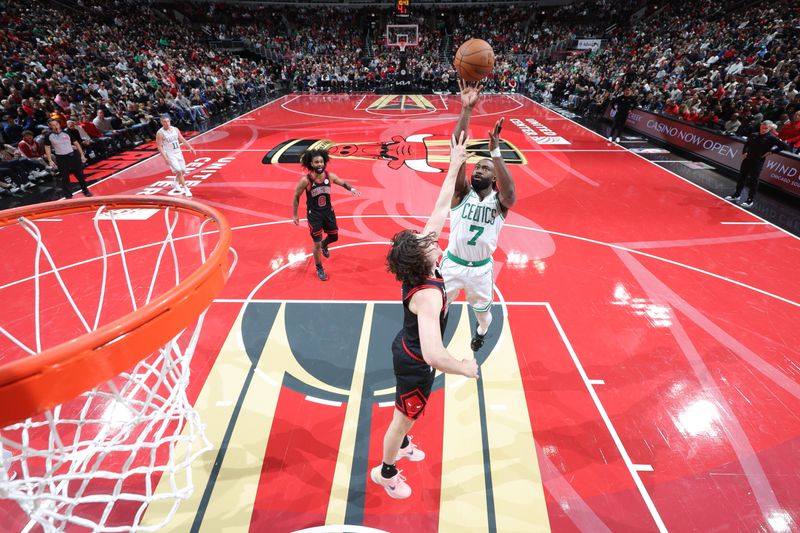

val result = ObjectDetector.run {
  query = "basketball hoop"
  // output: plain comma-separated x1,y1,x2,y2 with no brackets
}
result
0,196,234,532
386,24,419,53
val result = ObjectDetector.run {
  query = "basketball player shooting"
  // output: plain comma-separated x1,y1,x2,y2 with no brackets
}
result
374,132,479,500
441,80,517,351
292,148,361,281
156,114,196,197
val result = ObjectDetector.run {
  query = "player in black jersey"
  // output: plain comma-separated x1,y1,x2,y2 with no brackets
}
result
371,132,479,500
292,148,361,280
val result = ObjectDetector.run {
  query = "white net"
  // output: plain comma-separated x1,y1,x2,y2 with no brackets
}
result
0,201,233,532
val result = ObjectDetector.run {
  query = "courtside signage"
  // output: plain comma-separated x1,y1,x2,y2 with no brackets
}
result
604,105,800,197
623,110,743,169
760,152,800,197
511,118,571,145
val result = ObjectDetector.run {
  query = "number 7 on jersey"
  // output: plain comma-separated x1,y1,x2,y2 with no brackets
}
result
467,224,484,246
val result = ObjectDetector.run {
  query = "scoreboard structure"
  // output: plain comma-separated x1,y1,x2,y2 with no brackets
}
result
395,0,410,17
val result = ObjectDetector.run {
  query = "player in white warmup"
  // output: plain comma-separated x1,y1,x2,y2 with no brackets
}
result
156,114,196,197
441,81,517,351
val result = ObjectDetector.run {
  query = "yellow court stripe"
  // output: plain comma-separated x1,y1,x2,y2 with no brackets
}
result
439,305,488,532
409,95,436,110
325,304,373,524
194,304,291,532
139,311,255,530
370,94,394,110
482,315,550,532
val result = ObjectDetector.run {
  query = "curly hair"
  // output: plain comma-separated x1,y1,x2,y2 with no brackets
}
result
300,148,330,171
387,230,437,287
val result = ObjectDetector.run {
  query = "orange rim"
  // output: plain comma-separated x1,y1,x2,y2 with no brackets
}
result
0,195,232,427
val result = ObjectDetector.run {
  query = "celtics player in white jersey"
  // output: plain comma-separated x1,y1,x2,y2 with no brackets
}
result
441,80,517,351
156,114,196,197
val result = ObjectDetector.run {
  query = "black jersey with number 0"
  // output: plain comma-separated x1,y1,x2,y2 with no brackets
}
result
305,171,332,213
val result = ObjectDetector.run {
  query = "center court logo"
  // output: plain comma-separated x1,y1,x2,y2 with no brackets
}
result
365,95,436,113
510,118,571,145
262,135,527,173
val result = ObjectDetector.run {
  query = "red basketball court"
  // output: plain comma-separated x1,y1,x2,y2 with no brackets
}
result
2,93,799,533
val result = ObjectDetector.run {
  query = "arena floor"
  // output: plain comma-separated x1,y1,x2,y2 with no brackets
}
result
3,93,800,533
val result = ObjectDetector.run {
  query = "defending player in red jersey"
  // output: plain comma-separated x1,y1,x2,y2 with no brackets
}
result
292,148,361,281
372,132,479,500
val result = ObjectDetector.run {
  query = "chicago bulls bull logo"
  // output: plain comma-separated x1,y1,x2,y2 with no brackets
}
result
262,135,527,173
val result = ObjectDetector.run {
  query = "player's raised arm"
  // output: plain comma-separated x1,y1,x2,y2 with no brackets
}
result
330,173,361,196
423,132,468,239
291,176,309,225
488,118,516,212
452,79,483,203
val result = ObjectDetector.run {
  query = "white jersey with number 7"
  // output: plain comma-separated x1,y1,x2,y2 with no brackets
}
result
446,188,505,264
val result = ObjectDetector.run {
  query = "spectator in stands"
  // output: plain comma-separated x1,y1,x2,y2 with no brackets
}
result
785,83,798,101
726,60,745,78
92,110,114,137
124,103,157,140
173,93,200,124
724,113,742,135
773,111,788,130
67,120,106,161
78,114,114,149
779,111,800,150
93,109,134,147
749,70,768,88
30,102,49,132
0,143,39,192
115,107,147,143
698,109,721,129
664,100,680,115
17,130,52,178
3,115,23,145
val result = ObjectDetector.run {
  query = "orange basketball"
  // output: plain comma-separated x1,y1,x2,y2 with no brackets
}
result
453,38,495,82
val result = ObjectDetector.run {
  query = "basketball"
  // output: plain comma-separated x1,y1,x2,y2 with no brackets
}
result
453,38,495,82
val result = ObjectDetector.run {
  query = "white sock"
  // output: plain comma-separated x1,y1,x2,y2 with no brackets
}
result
476,311,492,336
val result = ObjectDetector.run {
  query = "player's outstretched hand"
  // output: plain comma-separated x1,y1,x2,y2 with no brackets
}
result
292,215,299,225
351,188,361,197
450,131,469,167
461,358,480,379
488,117,504,151
458,79,484,110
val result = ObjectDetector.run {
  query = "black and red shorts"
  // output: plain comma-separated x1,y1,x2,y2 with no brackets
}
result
392,334,434,420
307,209,338,242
